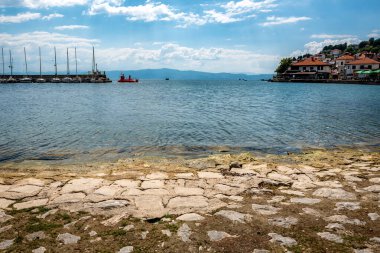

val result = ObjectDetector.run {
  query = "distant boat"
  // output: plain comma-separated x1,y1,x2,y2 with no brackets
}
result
51,77,61,83
62,76,73,83
36,78,46,83
165,77,169,80
36,47,46,83
118,73,139,83
20,47,32,83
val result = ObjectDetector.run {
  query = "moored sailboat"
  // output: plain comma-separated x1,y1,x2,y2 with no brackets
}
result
36,47,46,83
51,46,61,83
19,47,32,83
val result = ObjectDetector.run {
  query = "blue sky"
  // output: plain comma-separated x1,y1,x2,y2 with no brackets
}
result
0,0,379,74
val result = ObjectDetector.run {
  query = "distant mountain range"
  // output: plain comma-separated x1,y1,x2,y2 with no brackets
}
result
106,69,272,80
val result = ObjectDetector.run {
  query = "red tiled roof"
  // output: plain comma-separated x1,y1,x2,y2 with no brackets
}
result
346,57,380,65
336,55,354,61
292,58,330,66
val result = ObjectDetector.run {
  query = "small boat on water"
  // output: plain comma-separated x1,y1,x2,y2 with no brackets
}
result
19,77,32,83
118,73,138,83
62,77,73,83
36,78,46,83
51,77,61,83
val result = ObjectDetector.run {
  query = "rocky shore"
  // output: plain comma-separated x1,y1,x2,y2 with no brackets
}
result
0,148,379,252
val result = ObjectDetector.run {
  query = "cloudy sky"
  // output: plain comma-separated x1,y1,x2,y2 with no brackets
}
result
0,0,379,74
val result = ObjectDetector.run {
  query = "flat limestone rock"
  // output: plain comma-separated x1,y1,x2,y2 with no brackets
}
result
334,202,361,211
268,233,297,247
13,198,48,210
290,198,321,205
267,172,292,183
134,195,165,218
363,185,380,193
176,213,205,221
113,180,140,188
0,198,15,209
214,210,251,223
140,180,165,189
207,230,236,241
368,213,380,221
302,208,321,217
252,204,281,215
15,178,45,186
317,232,343,243
174,187,204,196
197,172,223,179
280,190,305,196
94,200,128,209
144,172,169,180
0,225,12,234
50,193,86,204
353,249,373,253
325,223,345,231
25,231,46,241
118,246,134,253
325,215,365,225
101,213,128,226
253,250,270,253
60,178,104,194
161,229,172,237
177,223,192,242
93,185,122,196
369,178,380,184
175,173,194,179
0,239,14,250
268,217,298,228
32,246,46,253
313,188,356,200
167,196,208,209
57,233,80,244
0,210,13,223
1,185,42,200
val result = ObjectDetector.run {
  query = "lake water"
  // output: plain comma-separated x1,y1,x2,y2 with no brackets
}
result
1,80,380,163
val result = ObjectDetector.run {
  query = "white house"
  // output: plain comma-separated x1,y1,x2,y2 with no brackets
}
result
345,57,380,75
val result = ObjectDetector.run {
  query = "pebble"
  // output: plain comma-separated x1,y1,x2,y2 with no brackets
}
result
25,231,46,241
354,249,373,253
325,215,365,225
89,231,97,237
302,207,321,217
161,229,172,237
118,246,134,253
334,202,361,211
141,231,149,239
313,188,356,200
253,250,270,253
325,223,345,231
123,224,135,231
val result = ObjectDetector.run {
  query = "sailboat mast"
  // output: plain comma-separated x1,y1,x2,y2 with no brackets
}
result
24,47,28,76
1,48,4,76
66,48,70,75
92,46,95,74
54,46,57,76
9,50,13,76
39,47,42,77
75,47,78,76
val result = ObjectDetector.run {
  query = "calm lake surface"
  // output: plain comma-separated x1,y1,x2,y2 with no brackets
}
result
1,80,380,162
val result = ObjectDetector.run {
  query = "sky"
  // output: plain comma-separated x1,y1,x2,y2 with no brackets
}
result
0,0,379,74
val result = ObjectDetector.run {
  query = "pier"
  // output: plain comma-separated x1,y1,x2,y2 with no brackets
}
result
0,73,112,83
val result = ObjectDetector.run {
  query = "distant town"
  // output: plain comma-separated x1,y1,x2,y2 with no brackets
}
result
273,38,380,84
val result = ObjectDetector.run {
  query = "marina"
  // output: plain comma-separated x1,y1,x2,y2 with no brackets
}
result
0,46,112,83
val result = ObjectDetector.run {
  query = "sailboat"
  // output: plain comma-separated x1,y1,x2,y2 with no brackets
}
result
62,48,72,83
72,47,81,83
19,47,32,83
51,46,61,83
36,47,46,83
7,50,16,83
0,48,5,83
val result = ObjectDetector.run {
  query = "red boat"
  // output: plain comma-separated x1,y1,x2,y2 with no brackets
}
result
118,73,139,83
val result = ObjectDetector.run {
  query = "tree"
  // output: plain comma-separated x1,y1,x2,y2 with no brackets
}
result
275,58,293,74
369,38,375,46
359,41,369,49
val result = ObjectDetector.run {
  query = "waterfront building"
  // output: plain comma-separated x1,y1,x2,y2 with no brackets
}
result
335,54,355,78
345,57,380,76
285,57,332,79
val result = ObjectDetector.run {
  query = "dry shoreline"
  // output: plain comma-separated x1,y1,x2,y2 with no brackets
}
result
0,147,379,252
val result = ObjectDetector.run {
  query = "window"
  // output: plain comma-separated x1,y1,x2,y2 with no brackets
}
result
310,67,314,71
368,65,372,69
352,66,356,70
341,62,343,65
303,67,306,71
360,65,364,69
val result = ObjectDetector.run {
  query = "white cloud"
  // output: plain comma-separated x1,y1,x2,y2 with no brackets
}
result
24,0,88,8
311,34,356,39
87,0,279,27
260,16,311,26
290,38,361,56
368,29,380,38
0,12,65,23
54,25,90,30
0,31,278,74
42,13,64,20
0,12,41,23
